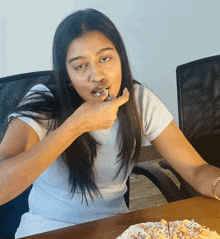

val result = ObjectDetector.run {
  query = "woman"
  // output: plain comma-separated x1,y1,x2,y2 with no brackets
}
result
0,8,220,238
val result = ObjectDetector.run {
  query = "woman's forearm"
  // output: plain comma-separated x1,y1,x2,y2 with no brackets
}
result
150,120,220,200
0,116,84,206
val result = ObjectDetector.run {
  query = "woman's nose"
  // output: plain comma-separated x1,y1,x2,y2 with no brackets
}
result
89,64,104,82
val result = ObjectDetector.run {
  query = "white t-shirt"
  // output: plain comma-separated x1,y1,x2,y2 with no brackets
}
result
10,83,173,237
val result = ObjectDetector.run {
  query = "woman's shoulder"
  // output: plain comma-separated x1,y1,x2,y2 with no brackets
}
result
18,84,56,109
133,81,165,109
29,84,52,94
133,81,154,98
24,84,55,100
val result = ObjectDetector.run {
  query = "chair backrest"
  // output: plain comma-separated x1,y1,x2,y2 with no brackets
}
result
176,55,220,168
0,71,54,238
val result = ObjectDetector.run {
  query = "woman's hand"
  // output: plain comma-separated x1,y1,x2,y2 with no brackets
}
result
69,88,129,132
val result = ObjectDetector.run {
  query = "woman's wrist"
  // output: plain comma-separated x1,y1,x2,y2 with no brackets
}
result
64,114,87,136
212,177,220,200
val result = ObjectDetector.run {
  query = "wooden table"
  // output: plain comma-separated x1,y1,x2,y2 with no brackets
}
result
23,196,220,239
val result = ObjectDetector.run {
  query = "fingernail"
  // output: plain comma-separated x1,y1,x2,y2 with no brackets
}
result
123,87,128,93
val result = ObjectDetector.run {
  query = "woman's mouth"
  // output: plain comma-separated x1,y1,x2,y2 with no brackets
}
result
92,87,109,97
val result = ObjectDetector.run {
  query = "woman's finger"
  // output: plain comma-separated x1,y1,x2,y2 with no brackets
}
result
104,90,115,102
99,90,109,102
113,88,129,107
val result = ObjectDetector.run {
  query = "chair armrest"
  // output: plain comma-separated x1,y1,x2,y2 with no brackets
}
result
132,162,182,203
159,159,198,199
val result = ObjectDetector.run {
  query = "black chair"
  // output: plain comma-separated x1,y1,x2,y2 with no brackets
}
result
0,71,181,238
159,55,220,199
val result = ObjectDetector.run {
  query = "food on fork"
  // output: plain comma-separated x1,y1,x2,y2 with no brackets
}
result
95,88,108,96
91,87,109,96
116,219,220,239
91,87,112,101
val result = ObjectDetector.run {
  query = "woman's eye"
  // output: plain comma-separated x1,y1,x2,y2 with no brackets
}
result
100,57,111,62
74,64,87,70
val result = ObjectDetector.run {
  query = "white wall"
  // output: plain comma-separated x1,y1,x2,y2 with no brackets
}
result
1,0,220,124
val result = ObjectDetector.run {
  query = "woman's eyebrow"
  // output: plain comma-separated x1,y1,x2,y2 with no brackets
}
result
68,47,114,64
68,56,85,64
96,47,114,55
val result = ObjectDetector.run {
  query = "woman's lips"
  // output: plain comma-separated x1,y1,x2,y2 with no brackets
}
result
91,87,112,101
96,88,108,96
92,87,109,96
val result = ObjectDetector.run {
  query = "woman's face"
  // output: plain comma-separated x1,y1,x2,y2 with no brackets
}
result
66,31,122,102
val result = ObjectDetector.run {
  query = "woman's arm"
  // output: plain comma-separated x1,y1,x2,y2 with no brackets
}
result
0,116,84,206
0,88,129,206
150,120,220,199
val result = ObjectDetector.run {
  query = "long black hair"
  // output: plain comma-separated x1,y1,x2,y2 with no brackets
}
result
7,9,143,204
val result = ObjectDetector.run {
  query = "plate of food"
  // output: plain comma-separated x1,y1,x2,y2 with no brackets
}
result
116,219,220,238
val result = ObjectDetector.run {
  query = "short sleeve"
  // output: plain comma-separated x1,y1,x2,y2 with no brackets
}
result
134,84,173,145
8,84,52,140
